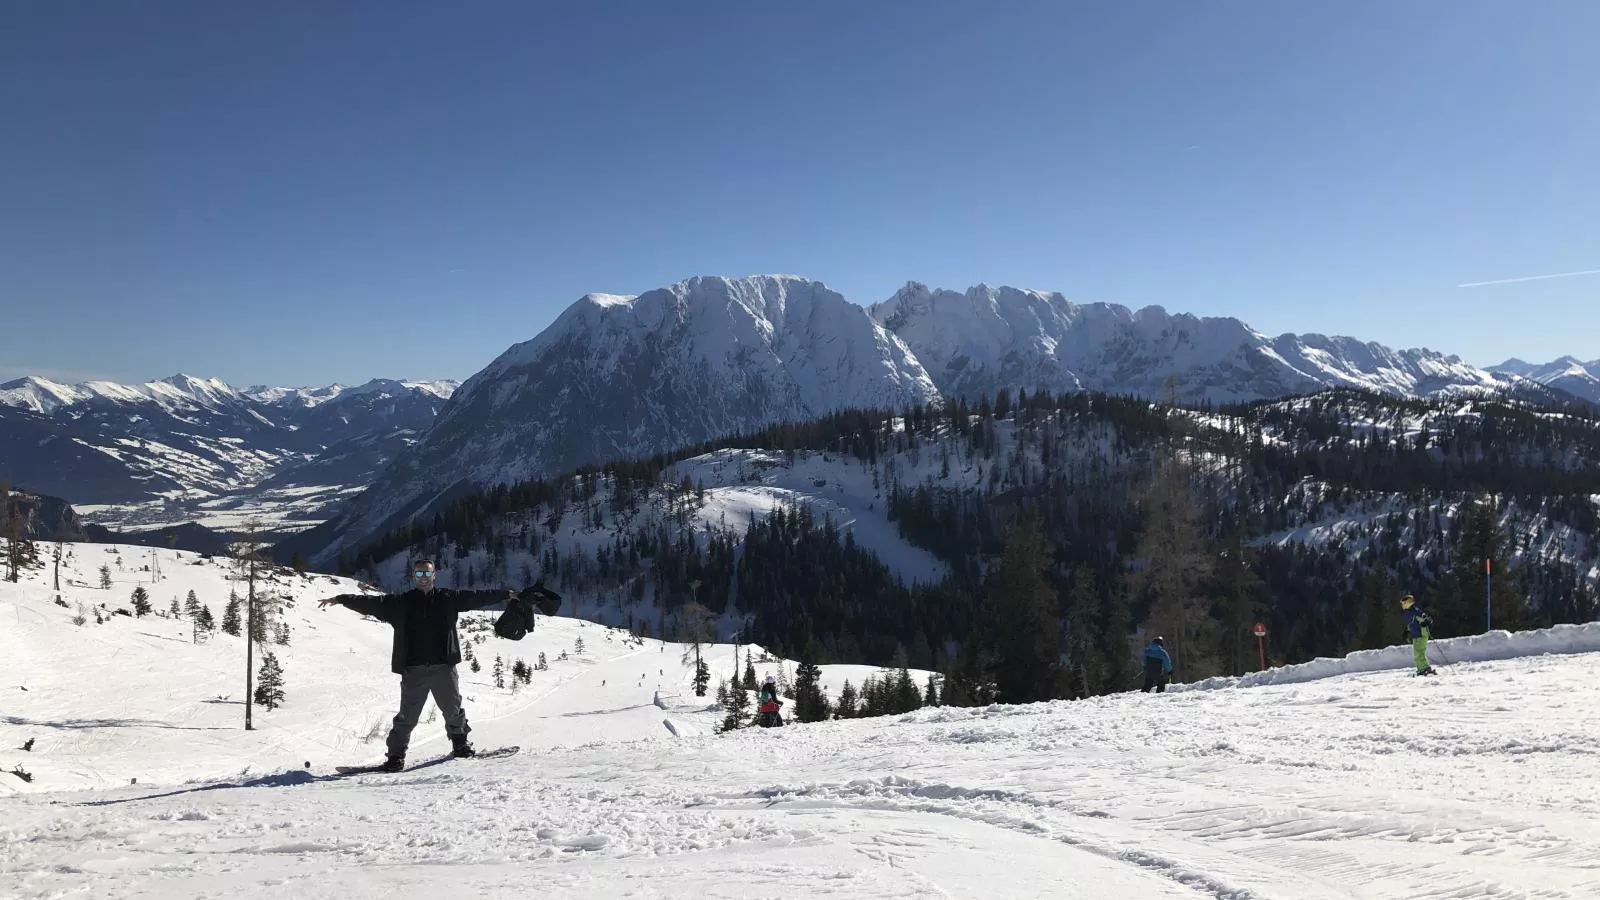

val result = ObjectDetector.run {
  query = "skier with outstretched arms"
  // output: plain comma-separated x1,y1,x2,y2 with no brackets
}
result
319,558,552,771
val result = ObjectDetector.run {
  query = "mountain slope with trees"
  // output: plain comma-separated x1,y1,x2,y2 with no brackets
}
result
337,387,1600,702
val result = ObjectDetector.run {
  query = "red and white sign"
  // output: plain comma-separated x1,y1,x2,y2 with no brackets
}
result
1252,623,1267,638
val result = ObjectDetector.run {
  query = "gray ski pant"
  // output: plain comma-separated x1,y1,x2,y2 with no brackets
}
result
386,663,469,758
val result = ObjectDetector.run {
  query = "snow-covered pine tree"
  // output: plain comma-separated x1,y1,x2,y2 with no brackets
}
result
894,667,922,714
253,653,285,710
184,589,201,619
248,592,271,644
793,660,830,723
274,619,290,646
99,565,112,590
130,586,151,617
168,597,181,618
221,592,242,636
836,679,858,718
694,658,710,697
493,656,505,688
719,679,750,732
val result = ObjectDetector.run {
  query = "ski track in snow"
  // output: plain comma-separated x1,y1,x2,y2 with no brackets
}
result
4,548,1600,898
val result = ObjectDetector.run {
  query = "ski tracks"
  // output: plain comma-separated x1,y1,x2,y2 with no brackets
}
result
710,775,1282,900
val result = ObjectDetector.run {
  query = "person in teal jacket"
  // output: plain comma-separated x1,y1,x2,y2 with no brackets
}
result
1141,637,1173,693
1402,594,1436,676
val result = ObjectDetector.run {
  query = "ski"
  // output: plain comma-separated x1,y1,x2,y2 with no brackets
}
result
333,745,519,775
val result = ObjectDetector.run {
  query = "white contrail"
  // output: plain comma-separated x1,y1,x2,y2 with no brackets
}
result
1458,268,1600,288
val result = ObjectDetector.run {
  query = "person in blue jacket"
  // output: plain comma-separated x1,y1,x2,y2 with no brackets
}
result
1141,636,1173,693
1401,594,1436,676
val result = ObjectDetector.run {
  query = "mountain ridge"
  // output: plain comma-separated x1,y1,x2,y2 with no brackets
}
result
305,273,1569,564
1488,356,1600,404
0,373,459,535
304,274,942,564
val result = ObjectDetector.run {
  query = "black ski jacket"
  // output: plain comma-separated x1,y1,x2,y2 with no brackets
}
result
335,588,509,674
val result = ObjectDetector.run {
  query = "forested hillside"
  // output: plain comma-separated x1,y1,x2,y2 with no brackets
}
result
337,388,1600,703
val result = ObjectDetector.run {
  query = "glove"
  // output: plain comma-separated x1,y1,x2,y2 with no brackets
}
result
520,582,563,616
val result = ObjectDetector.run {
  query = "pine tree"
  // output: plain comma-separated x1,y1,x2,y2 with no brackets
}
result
168,597,181,618
493,656,505,688
986,512,1061,703
719,680,751,731
716,678,730,706
248,592,271,644
536,651,548,671
742,654,757,690
835,679,858,718
574,636,585,654
470,656,481,673
1211,533,1268,676
253,653,286,710
274,620,291,646
893,666,923,714
99,564,112,590
1352,570,1403,651
1435,498,1531,636
196,604,215,633
693,658,711,697
1062,567,1102,698
1130,461,1216,680
130,586,152,617
924,674,941,707
793,659,830,723
184,590,201,619
1,489,38,583
221,592,242,636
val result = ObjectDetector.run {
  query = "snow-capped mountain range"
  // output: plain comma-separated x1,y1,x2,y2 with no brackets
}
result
6,275,1588,558
869,282,1510,404
299,275,941,563
298,274,1588,564
0,373,458,534
1489,356,1600,404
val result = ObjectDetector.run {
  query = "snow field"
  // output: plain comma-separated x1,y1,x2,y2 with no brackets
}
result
0,544,920,794
6,646,1599,898
5,543,1600,897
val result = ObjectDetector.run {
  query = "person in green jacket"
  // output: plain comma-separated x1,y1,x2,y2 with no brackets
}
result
1401,593,1436,676
320,558,521,771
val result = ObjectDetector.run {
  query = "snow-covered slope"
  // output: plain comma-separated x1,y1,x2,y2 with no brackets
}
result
871,282,1509,404
0,542,910,794
0,374,459,534
4,563,1597,897
309,275,941,564
1490,355,1600,404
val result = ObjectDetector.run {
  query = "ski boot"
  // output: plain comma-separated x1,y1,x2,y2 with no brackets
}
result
451,736,476,758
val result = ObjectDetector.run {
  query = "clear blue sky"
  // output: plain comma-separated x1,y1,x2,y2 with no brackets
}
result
4,0,1598,387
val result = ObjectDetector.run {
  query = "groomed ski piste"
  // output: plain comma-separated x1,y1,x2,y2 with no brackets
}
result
3,545,1600,898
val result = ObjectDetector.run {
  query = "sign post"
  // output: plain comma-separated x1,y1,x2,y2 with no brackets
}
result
1485,557,1493,633
1252,622,1267,671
